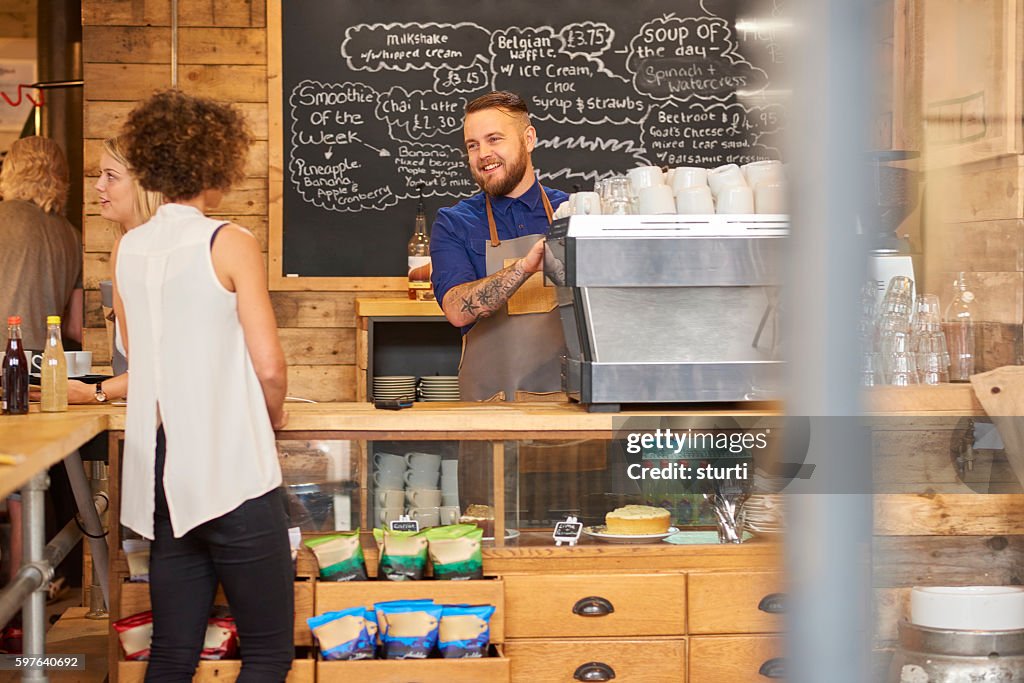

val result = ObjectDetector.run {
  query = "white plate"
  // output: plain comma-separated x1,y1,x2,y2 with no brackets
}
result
482,529,521,541
374,376,416,381
582,526,680,543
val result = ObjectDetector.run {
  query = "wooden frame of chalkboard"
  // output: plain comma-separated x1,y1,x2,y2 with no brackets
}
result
267,0,788,288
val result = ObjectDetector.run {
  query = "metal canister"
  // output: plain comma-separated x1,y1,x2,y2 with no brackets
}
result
889,620,1024,682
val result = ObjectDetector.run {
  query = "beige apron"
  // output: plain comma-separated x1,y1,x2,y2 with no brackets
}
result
458,186,567,402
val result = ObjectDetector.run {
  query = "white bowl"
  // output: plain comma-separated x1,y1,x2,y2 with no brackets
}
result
910,586,1024,630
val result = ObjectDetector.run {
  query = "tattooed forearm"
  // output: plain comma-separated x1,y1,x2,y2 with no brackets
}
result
444,259,530,326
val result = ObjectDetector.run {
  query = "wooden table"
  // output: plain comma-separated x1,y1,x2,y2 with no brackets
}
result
0,406,111,682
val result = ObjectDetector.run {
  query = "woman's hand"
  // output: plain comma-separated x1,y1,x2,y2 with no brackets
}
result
68,380,95,404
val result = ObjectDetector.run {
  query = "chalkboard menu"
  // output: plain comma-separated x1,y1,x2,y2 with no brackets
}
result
278,0,788,278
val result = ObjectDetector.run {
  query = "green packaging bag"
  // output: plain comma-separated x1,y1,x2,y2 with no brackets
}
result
305,531,368,581
425,524,484,580
373,527,429,581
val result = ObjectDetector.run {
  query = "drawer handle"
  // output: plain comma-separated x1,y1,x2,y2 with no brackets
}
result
759,657,786,679
573,596,615,617
574,662,616,681
758,593,787,614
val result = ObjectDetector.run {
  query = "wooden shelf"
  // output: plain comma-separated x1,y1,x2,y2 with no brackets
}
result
863,385,985,415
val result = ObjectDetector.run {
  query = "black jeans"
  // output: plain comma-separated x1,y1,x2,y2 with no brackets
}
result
145,428,294,682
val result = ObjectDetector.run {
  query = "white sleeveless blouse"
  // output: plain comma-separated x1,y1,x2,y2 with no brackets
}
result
115,203,281,539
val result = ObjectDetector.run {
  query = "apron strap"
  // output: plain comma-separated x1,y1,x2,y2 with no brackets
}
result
485,181,556,248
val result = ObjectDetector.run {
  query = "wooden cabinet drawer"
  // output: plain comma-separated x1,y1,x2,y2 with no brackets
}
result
688,572,785,634
119,658,314,682
504,574,686,637
506,638,686,683
315,578,506,642
318,644,510,683
689,635,784,682
118,580,315,646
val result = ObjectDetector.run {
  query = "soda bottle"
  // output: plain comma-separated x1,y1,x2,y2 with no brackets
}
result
1,316,29,415
40,315,68,412
407,189,433,301
944,272,976,382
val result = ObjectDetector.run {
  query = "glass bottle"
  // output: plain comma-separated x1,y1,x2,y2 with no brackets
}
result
40,315,68,412
407,191,433,301
2,316,29,415
944,272,976,382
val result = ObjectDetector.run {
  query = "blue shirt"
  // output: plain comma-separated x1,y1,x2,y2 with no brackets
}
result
430,179,569,335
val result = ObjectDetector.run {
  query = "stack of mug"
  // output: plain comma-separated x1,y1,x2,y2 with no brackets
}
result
572,160,787,216
373,451,460,529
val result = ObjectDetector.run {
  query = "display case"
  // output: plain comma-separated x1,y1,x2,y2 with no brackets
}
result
104,403,785,682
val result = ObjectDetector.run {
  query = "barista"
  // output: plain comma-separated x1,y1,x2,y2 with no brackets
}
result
430,91,568,401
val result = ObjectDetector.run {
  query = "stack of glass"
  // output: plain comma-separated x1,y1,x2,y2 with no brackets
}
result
594,176,635,215
860,276,951,386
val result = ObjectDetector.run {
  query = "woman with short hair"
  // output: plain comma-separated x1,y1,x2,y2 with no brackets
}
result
114,90,292,682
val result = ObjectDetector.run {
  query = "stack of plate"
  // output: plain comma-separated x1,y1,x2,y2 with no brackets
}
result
744,494,784,536
418,375,460,402
373,376,416,401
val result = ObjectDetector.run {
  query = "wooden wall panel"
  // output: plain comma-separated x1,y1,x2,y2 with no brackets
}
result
82,0,397,402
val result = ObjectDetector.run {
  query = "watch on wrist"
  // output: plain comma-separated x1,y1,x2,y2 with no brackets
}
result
94,382,107,403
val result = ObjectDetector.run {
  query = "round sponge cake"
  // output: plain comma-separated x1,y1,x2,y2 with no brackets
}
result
605,505,671,535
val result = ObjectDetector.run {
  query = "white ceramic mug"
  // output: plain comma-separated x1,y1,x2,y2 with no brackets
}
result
406,488,442,507
675,185,715,214
707,163,747,197
404,469,439,487
404,452,441,470
754,181,787,214
742,160,785,189
442,494,459,507
441,460,458,477
636,184,676,214
441,474,459,494
374,452,406,471
374,470,406,490
376,489,405,508
376,507,406,525
715,185,755,214
408,507,440,528
569,191,602,216
671,167,708,193
626,165,664,196
65,351,93,378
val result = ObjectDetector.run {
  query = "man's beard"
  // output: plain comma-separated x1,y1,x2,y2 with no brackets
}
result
472,144,529,197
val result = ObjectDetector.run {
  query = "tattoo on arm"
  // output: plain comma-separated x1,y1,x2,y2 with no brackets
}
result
447,260,530,324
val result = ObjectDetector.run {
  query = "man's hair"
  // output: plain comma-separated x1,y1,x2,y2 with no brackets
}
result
122,89,252,200
0,136,69,214
102,136,164,231
465,91,531,127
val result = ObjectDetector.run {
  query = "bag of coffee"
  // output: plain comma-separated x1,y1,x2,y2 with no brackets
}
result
113,611,153,661
305,531,367,581
438,604,495,658
373,527,429,581
200,615,239,660
307,607,375,660
425,524,484,580
376,601,443,659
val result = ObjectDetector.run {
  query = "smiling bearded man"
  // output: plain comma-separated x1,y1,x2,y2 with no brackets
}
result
428,90,569,403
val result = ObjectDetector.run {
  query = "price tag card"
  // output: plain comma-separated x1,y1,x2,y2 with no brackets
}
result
389,515,420,533
552,516,583,546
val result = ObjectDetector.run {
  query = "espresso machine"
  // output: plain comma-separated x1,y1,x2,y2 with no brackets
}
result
545,214,788,410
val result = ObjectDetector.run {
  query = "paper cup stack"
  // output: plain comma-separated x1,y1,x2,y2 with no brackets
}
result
417,375,460,402
373,375,416,401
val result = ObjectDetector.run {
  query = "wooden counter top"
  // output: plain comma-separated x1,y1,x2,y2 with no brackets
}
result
863,385,984,415
0,408,109,498
355,298,445,317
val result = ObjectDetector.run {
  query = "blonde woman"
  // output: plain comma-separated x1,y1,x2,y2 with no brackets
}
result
0,136,82,350
64,137,163,403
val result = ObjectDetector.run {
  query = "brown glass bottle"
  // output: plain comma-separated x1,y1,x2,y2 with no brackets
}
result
2,315,29,415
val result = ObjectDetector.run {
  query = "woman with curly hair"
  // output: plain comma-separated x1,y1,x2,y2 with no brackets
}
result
0,136,82,350
113,90,292,682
